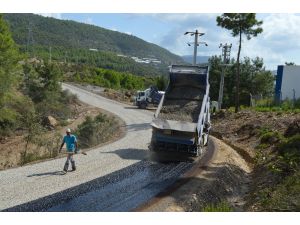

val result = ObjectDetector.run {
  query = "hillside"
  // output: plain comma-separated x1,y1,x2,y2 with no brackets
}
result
3,13,184,76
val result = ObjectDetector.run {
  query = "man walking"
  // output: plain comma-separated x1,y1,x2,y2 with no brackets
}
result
59,128,78,172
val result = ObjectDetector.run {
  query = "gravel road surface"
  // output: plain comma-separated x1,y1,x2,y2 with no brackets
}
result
0,83,194,211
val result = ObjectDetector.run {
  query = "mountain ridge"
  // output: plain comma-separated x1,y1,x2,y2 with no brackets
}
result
3,13,183,65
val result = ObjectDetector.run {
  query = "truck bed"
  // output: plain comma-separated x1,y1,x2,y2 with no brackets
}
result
157,86,204,123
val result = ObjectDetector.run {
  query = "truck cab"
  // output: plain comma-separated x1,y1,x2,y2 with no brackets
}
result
134,86,164,109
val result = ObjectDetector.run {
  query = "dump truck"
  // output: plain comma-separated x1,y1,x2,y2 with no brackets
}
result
150,65,211,157
134,86,165,109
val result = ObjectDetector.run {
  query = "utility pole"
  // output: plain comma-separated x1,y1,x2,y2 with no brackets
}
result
26,22,35,57
184,30,207,65
218,43,232,109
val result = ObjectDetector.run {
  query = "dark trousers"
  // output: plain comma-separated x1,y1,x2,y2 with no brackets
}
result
64,153,76,171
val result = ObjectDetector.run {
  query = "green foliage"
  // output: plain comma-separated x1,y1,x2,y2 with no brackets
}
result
20,152,44,165
0,14,21,96
155,75,168,91
216,14,263,39
256,171,300,211
272,135,300,174
0,14,22,135
23,62,62,102
0,107,18,136
22,62,75,120
209,56,274,107
260,131,284,145
253,133,300,210
258,126,272,136
75,113,119,148
67,66,146,91
254,98,300,113
202,200,233,212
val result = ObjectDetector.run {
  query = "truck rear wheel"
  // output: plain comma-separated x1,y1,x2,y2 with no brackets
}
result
140,102,147,109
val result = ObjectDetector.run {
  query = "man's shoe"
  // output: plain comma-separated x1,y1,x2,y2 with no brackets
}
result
71,161,76,171
63,162,69,172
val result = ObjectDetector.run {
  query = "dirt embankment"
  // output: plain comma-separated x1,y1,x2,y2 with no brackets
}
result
141,110,300,212
211,110,299,160
212,110,300,211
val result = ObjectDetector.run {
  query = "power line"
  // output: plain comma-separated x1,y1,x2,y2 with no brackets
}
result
26,22,35,57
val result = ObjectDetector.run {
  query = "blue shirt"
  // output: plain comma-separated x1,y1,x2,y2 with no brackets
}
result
63,135,77,152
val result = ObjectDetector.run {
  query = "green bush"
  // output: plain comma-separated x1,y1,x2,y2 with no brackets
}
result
272,135,300,174
75,113,119,148
260,131,284,145
202,201,233,212
67,66,150,91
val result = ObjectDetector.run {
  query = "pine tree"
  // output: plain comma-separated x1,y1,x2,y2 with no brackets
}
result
217,13,263,112
0,14,21,134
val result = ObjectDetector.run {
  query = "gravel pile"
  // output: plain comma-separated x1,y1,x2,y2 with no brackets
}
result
158,86,204,123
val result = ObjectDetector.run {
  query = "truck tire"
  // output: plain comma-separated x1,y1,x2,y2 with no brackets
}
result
140,102,147,109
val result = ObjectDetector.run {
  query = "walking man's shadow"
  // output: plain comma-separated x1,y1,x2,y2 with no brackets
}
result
27,171,66,177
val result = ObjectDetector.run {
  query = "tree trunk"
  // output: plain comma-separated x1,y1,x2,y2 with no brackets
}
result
235,28,242,113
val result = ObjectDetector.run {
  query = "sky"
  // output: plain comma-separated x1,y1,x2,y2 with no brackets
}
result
40,13,300,71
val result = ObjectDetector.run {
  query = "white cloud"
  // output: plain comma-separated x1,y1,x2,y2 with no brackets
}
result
156,14,227,56
260,14,300,51
239,14,300,69
153,13,300,70
151,13,219,23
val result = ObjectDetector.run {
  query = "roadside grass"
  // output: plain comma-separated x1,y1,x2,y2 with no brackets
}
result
20,132,62,166
256,171,300,211
20,152,52,165
225,98,300,113
254,98,300,113
254,107,300,113
202,200,233,212
253,131,300,211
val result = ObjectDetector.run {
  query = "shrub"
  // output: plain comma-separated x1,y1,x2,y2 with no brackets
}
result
202,200,233,212
260,131,284,145
75,113,119,148
268,135,300,175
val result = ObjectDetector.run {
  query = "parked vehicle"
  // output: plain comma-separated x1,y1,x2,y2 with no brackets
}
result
134,86,164,109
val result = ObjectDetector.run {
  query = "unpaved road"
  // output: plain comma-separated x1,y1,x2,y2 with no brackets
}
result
0,83,195,211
